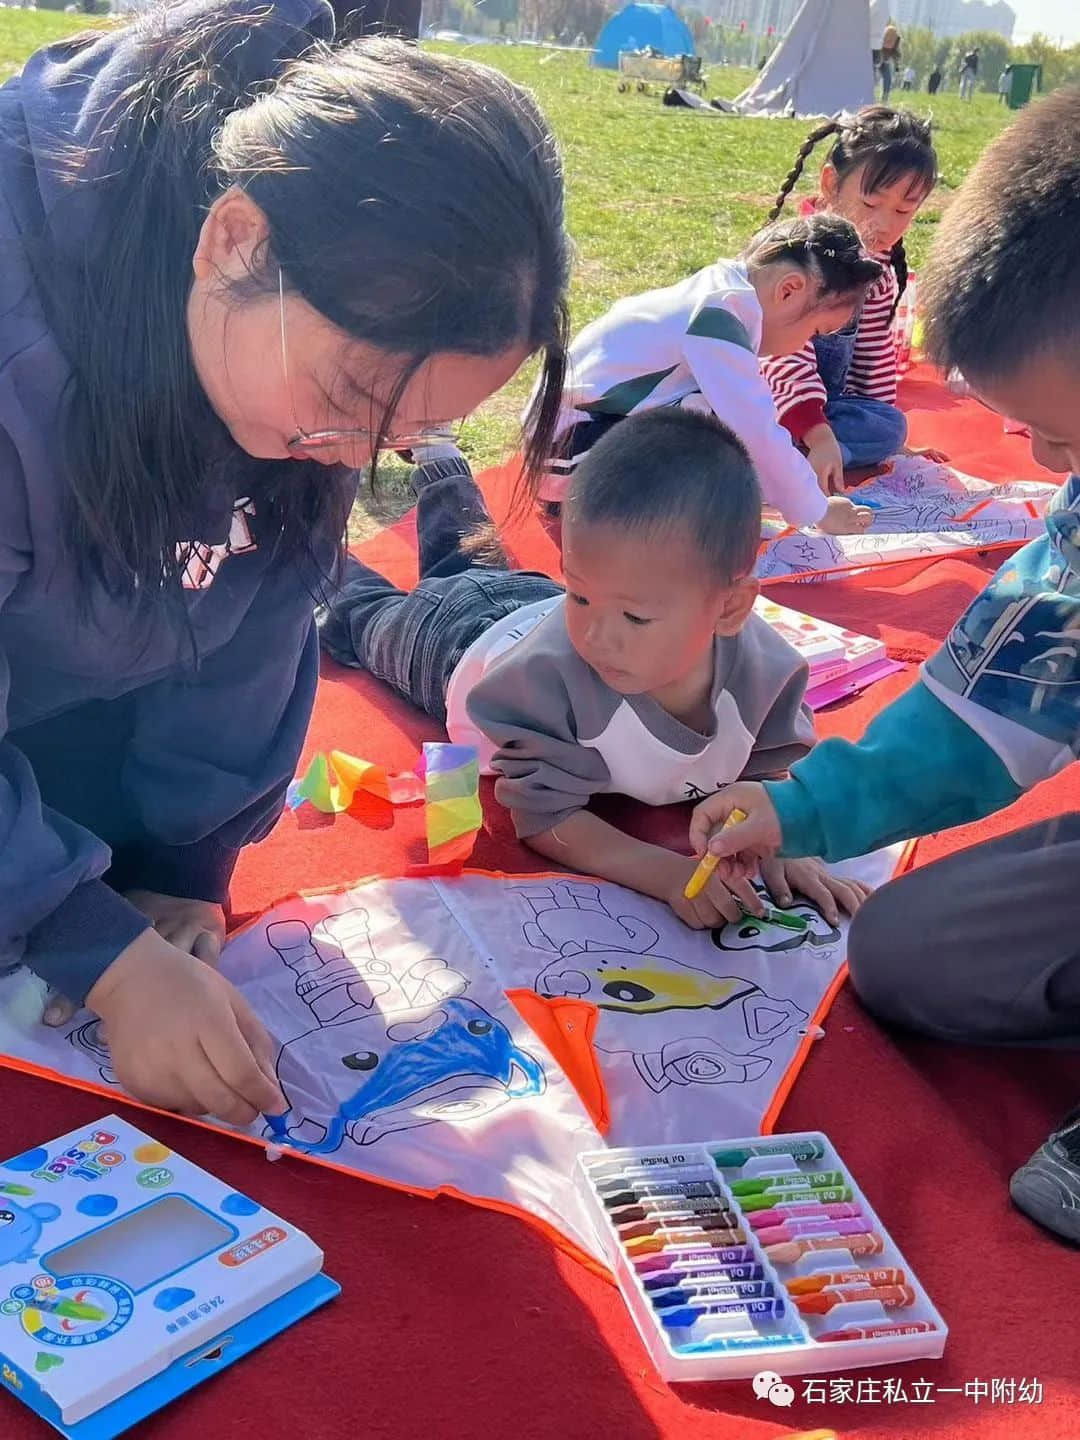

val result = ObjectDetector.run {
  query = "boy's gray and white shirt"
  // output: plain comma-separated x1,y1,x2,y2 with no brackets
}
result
449,597,813,838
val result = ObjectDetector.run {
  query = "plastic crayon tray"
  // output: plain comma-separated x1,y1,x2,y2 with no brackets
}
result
577,1131,947,1382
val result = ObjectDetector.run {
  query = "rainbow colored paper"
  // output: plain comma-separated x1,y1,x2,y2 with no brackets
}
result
288,749,425,814
423,742,482,868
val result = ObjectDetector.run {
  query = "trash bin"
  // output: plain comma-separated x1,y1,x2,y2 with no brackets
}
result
1007,63,1041,110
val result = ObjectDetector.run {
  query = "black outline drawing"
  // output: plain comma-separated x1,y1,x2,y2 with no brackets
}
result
263,907,546,1153
515,882,809,1093
67,1019,117,1087
757,457,1056,580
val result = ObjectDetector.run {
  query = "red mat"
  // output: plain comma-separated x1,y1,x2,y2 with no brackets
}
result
3,375,1078,1440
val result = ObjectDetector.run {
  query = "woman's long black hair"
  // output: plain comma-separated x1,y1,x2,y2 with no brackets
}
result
32,6,569,596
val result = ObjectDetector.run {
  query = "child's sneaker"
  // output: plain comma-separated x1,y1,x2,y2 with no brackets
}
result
1010,1109,1080,1243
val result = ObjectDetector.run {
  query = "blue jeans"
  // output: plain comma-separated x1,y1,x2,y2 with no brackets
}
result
318,459,560,721
880,59,894,100
813,316,908,468
825,396,909,468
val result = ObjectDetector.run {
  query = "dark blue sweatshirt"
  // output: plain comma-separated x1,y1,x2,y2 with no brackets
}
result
0,0,342,1002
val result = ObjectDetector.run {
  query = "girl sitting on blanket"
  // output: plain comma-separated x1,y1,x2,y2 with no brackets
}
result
763,106,947,491
320,408,870,931
414,215,882,546
1,0,569,1124
532,214,882,544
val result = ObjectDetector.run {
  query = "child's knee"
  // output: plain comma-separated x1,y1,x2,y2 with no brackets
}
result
846,878,956,1032
884,404,908,451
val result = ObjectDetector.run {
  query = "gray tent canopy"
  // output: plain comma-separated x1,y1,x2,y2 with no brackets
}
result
734,0,875,118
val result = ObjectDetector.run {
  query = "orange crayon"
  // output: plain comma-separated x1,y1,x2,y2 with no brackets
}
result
786,1267,905,1295
796,1283,916,1316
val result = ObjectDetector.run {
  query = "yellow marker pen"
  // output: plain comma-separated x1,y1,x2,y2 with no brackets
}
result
683,808,747,900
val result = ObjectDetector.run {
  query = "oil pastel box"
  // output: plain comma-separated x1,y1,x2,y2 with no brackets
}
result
577,1130,947,1382
0,1115,338,1438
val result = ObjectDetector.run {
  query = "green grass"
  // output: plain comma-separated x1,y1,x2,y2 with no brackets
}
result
0,10,111,82
0,15,1014,532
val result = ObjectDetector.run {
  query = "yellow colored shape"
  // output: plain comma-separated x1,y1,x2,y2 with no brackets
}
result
133,1142,171,1164
596,966,749,1013
22,1309,41,1332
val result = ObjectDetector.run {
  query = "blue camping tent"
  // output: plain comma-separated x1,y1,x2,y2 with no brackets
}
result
592,3,695,70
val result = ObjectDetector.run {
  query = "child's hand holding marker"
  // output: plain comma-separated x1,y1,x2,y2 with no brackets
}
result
689,783,783,878
673,822,768,930
687,789,869,925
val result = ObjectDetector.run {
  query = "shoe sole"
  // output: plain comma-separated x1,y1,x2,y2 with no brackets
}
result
1009,1144,1080,1245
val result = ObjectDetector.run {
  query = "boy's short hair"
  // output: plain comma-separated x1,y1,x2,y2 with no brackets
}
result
564,408,761,585
922,87,1080,381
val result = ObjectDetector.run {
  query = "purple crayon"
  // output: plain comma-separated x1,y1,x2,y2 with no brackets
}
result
747,1202,861,1230
643,1262,764,1290
755,1215,870,1246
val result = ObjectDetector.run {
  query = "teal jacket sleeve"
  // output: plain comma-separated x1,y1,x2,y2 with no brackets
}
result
764,473,1080,862
764,678,1023,862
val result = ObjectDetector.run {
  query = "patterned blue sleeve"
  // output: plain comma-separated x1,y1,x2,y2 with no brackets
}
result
761,479,1080,862
924,475,1080,784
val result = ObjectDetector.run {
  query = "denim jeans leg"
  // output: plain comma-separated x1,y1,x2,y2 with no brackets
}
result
413,455,507,581
825,396,909,468
317,555,428,699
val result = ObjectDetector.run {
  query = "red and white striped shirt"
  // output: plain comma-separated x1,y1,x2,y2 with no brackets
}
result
762,261,900,442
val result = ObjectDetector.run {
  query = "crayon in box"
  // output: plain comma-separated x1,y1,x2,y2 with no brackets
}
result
0,1115,338,1438
576,1130,947,1383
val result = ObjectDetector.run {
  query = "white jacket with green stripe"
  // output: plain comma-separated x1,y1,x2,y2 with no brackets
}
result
545,259,829,528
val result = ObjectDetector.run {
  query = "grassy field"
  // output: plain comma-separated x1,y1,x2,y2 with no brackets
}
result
0,15,1014,530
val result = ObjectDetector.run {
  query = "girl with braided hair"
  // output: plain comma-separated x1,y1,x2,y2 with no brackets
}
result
762,106,944,493
529,213,881,542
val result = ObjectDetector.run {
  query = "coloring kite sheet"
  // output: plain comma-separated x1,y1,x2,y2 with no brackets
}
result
757,455,1058,583
0,853,900,1266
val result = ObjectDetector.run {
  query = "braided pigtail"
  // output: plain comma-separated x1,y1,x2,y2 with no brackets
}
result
767,118,840,223
746,213,884,305
888,236,908,324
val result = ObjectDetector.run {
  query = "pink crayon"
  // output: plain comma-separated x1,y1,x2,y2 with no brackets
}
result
633,1245,755,1273
754,1216,870,1247
747,1202,861,1230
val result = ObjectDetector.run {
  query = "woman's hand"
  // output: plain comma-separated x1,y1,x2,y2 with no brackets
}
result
759,857,872,926
904,444,950,464
87,929,285,1126
43,891,226,1029
125,891,226,965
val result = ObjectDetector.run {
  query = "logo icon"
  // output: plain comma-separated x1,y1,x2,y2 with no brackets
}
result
752,1369,796,1407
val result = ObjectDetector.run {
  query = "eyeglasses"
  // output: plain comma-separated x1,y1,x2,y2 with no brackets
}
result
278,268,461,456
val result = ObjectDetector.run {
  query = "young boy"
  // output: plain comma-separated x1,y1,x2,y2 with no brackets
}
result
688,88,1080,1242
320,409,868,929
